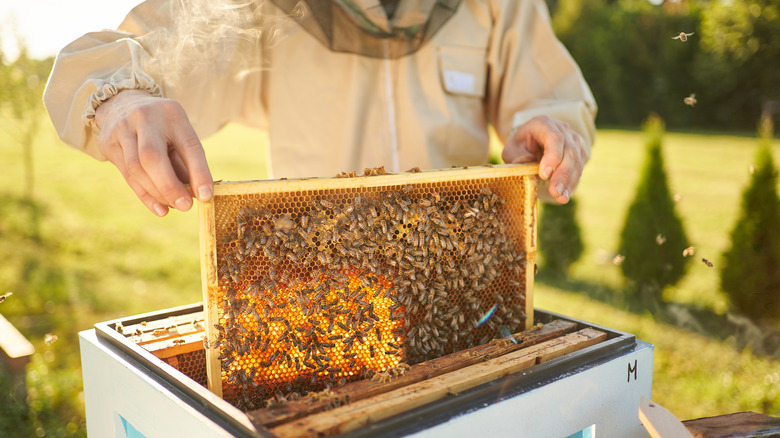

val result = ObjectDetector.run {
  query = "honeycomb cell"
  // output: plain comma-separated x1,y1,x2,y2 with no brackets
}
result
205,166,535,410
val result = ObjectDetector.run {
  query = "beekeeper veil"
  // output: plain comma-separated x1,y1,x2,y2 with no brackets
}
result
268,0,462,58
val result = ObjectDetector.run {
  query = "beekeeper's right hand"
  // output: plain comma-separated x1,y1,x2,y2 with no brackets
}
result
95,90,214,217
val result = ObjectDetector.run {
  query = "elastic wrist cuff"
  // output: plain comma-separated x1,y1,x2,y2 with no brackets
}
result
82,73,163,136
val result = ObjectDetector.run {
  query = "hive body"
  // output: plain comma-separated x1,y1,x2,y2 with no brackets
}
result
199,165,538,409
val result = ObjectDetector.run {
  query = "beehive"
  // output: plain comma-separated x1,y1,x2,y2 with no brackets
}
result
199,164,538,410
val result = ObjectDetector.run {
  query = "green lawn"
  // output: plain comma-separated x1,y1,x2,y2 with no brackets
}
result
0,118,778,436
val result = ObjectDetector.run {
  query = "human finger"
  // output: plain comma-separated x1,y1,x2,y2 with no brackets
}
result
101,137,170,216
169,150,190,184
168,111,213,202
118,127,176,208
135,125,194,212
508,116,567,181
547,130,585,204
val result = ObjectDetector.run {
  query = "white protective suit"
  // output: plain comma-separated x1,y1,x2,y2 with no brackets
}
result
43,0,596,179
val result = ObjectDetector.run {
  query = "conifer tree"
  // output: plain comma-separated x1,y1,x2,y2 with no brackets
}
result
618,115,689,301
720,114,780,322
538,198,584,276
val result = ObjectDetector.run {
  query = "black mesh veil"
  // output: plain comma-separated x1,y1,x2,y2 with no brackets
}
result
269,0,462,59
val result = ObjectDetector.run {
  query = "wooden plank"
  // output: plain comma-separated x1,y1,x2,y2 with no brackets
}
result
117,312,205,346
199,198,223,398
145,332,205,359
524,175,537,330
268,327,606,438
213,164,539,197
639,396,694,438
248,319,577,428
0,313,35,372
683,412,780,438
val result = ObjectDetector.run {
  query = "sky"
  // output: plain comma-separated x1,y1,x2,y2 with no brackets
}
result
0,0,144,60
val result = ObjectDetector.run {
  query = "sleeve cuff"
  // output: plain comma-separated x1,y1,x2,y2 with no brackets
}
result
81,71,163,136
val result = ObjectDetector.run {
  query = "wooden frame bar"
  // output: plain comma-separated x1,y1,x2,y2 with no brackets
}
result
198,164,539,397
269,327,606,437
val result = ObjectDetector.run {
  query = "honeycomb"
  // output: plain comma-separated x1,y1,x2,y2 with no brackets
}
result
165,349,209,388
200,165,537,410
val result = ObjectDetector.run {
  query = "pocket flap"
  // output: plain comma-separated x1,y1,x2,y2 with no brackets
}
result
437,45,487,98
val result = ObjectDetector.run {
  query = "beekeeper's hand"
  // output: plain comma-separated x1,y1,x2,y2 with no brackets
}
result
95,90,213,216
502,115,587,204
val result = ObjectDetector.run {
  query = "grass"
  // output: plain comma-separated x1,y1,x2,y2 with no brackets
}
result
0,116,779,437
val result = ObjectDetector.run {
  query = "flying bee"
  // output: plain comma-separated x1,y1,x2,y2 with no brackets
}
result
701,258,714,268
672,32,694,42
44,333,58,345
655,234,666,245
682,246,696,257
0,292,13,303
684,93,697,107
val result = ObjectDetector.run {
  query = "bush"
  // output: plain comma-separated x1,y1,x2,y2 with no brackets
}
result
617,115,690,301
538,198,584,276
720,116,780,323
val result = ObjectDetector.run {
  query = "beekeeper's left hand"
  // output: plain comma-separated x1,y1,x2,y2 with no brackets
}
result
502,115,587,204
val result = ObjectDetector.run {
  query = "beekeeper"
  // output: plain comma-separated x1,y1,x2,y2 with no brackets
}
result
43,0,596,217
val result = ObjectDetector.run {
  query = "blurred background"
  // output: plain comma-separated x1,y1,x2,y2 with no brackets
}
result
1,0,779,436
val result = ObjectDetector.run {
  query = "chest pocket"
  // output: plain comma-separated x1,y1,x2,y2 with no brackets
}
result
436,45,488,98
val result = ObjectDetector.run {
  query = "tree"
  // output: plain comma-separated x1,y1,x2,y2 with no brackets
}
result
617,115,690,301
0,43,52,239
538,198,584,276
720,114,780,323
694,0,780,130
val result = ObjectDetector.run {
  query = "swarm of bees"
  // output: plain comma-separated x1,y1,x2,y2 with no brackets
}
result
212,181,528,410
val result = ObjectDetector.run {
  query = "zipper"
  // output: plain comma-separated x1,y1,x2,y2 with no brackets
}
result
383,40,400,173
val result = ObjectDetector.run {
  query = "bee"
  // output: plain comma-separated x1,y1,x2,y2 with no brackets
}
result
612,254,625,266
655,234,666,245
0,292,13,303
684,93,697,107
44,333,58,345
682,246,696,257
701,258,714,268
672,32,694,42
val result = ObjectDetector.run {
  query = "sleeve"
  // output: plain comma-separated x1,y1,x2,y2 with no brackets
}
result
42,0,266,161
485,0,597,158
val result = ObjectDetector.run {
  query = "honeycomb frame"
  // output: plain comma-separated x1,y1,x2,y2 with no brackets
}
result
199,164,538,406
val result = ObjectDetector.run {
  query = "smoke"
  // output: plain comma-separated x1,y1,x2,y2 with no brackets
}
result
143,0,271,87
